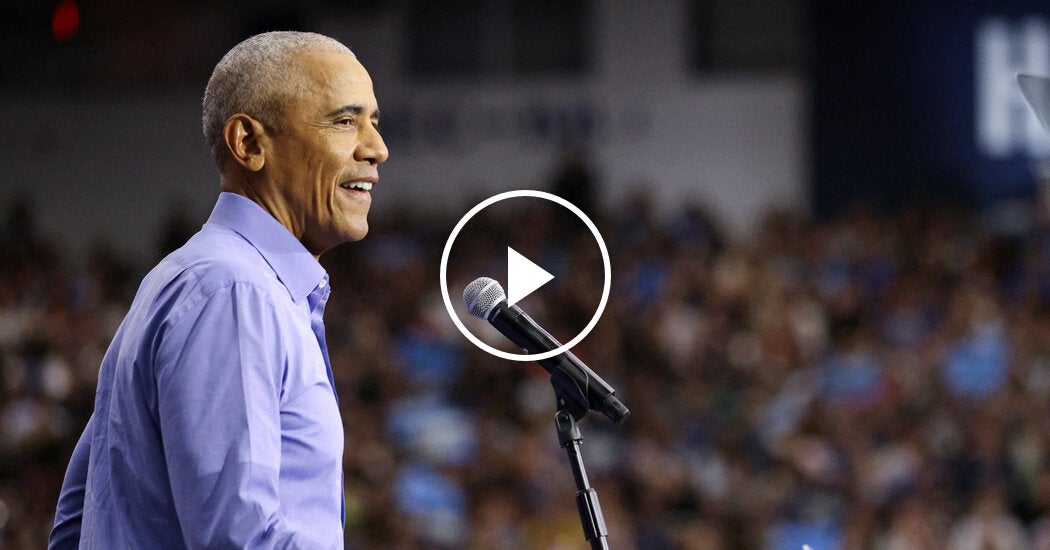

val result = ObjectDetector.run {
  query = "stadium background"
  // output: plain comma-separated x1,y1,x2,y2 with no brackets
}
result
4,0,1050,548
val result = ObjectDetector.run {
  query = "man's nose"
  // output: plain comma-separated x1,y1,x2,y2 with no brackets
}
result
356,125,389,165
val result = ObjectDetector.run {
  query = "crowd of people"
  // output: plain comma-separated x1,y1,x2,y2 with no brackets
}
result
4,180,1050,549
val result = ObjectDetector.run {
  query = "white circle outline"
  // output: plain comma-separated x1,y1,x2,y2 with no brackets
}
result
440,190,611,361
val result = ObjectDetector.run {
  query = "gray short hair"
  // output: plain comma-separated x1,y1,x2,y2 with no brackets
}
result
202,31,355,166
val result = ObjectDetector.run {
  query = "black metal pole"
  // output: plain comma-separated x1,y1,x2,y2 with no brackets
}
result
555,407,610,550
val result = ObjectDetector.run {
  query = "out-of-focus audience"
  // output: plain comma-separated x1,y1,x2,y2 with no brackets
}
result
6,181,1050,549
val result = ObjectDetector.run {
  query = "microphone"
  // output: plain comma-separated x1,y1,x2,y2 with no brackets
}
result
463,277,629,424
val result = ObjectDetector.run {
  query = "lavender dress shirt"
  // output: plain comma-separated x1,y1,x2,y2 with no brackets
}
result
50,192,344,549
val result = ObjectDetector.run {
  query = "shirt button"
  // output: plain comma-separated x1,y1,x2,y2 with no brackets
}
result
319,279,327,288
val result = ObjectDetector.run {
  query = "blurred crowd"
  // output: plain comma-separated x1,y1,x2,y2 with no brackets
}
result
5,171,1050,549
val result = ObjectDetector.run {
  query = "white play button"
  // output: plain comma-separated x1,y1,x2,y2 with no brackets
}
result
440,190,611,362
507,246,554,306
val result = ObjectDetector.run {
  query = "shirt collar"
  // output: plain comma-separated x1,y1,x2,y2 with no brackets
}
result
206,192,327,304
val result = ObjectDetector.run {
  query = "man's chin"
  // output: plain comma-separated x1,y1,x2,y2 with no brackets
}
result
343,220,369,242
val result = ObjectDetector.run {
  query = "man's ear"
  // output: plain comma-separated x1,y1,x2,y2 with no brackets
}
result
222,114,269,172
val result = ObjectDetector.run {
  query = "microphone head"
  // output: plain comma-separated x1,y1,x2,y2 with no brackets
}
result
463,277,506,319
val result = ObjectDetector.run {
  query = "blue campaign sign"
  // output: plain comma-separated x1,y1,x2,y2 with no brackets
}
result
812,1,1050,216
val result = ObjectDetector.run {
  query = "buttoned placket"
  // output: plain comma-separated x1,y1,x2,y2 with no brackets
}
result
307,275,337,401
307,274,345,526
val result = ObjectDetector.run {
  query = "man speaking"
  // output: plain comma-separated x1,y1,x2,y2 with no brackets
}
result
49,30,388,549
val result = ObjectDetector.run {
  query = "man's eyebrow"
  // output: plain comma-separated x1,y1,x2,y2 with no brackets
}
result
325,105,380,120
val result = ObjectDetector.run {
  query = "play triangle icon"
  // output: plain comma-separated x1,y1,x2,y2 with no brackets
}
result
507,246,554,306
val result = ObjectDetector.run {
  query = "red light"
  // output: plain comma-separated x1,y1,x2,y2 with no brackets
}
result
52,0,79,42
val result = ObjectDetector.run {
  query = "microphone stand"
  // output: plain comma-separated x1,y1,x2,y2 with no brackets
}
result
551,372,611,549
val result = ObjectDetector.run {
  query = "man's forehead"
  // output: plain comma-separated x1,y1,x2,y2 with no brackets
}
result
296,50,369,85
291,50,378,114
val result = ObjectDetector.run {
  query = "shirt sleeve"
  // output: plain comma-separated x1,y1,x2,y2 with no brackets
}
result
48,415,93,550
155,281,301,549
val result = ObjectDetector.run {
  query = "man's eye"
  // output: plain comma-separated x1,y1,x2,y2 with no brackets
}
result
336,118,355,126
